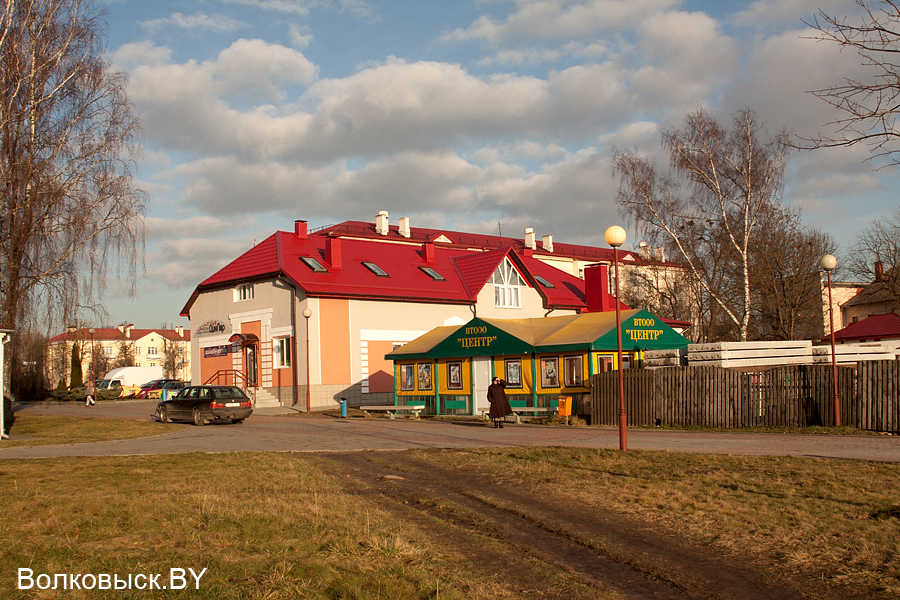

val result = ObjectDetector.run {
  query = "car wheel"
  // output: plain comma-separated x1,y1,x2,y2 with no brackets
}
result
231,418,244,424
159,405,170,423
192,408,206,427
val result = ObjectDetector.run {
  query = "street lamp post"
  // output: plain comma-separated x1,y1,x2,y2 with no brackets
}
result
302,308,312,413
605,225,627,451
820,255,840,427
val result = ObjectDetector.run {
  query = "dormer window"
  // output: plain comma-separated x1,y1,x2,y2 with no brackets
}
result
234,283,254,302
534,275,555,289
492,257,526,308
300,256,328,273
362,261,389,277
419,266,445,281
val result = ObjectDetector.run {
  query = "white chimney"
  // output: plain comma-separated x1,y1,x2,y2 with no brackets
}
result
654,246,666,262
638,241,651,260
542,234,553,253
525,228,536,250
399,216,410,238
375,211,389,235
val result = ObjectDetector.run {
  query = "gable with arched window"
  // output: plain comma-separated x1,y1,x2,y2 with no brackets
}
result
492,257,527,308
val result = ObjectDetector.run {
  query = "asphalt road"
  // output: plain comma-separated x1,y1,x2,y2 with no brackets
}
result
3,400,900,462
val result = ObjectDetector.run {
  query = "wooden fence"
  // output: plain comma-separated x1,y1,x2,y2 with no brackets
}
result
590,361,900,433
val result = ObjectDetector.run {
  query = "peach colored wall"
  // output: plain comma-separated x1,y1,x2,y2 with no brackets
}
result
272,335,296,387
320,298,351,384
367,340,395,393
202,352,233,383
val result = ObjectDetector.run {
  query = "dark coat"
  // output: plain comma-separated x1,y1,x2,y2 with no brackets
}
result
487,381,513,419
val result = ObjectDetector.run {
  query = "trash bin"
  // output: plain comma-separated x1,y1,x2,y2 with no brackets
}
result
557,396,572,417
339,397,348,418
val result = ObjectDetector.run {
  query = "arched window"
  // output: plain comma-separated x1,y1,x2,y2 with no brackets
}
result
492,258,526,308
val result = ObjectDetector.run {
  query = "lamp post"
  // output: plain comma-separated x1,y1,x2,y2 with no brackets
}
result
820,254,840,427
605,225,627,451
88,328,96,389
302,308,312,413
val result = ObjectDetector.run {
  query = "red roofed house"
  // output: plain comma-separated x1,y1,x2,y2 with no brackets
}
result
180,213,650,410
47,324,191,388
829,313,900,348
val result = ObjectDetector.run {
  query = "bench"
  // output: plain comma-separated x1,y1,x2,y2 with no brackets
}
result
361,404,426,419
481,406,558,424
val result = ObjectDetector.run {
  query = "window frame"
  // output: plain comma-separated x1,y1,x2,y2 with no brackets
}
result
273,337,292,369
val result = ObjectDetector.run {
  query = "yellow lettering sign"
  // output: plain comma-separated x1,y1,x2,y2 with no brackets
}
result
465,326,488,335
457,336,498,348
625,329,663,341
633,318,656,327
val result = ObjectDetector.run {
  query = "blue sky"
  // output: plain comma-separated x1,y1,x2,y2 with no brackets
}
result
96,0,896,329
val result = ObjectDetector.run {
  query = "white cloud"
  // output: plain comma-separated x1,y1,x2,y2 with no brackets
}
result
140,12,243,34
730,0,858,29
216,0,312,16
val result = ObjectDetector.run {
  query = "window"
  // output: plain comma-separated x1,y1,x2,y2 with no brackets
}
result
400,364,415,391
492,257,526,308
362,261,389,277
235,283,254,301
103,347,112,356
300,256,328,273
540,357,559,388
274,337,292,368
419,266,445,281
564,355,583,387
534,275,555,288
147,346,158,356
505,359,522,388
135,347,141,355
447,361,463,390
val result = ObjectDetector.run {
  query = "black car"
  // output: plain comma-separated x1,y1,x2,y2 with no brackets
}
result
156,385,252,426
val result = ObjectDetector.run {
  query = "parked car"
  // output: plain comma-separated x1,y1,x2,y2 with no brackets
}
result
136,379,181,399
156,385,252,426
152,380,188,400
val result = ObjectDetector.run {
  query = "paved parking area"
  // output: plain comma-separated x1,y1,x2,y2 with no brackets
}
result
2,400,900,462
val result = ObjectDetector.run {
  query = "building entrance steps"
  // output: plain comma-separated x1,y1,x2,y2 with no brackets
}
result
253,388,282,408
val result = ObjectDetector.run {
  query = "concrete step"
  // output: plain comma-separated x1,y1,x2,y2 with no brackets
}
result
252,388,282,408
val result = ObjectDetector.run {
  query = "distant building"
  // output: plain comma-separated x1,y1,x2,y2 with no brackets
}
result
46,324,191,387
181,213,689,410
830,313,900,349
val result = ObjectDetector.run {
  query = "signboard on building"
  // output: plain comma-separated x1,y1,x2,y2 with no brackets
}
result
195,320,228,337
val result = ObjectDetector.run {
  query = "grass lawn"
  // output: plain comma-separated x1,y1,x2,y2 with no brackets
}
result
1,414,183,447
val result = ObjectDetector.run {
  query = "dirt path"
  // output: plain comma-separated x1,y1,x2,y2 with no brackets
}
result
315,450,842,600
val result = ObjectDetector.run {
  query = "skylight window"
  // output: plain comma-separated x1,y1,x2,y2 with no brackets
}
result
419,266,445,281
534,275,555,289
362,261,389,277
300,256,328,273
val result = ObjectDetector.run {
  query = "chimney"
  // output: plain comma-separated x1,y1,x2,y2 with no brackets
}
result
376,210,389,235
524,228,536,250
875,261,884,281
125,324,133,339
294,220,308,240
542,234,553,253
654,246,666,262
423,242,436,264
584,264,619,312
638,242,650,260
326,236,342,270
175,326,184,338
399,216,411,238
117,324,124,333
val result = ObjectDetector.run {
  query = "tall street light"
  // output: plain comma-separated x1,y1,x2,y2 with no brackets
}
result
605,225,627,451
820,254,840,427
302,308,312,413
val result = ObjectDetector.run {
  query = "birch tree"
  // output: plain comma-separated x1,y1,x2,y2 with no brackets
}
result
613,109,789,341
0,0,146,334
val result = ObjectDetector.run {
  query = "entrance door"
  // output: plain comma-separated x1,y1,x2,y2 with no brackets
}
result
245,344,258,387
473,356,492,414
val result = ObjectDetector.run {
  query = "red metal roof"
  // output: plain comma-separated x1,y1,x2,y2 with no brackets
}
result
312,220,662,265
48,327,191,344
829,313,900,342
181,229,592,316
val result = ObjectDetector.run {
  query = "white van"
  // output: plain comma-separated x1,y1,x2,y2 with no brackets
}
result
99,366,164,393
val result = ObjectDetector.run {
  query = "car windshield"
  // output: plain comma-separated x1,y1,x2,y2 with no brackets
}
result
214,387,248,399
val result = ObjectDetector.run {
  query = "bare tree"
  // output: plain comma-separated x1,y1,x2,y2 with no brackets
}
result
748,207,838,340
613,108,789,341
0,0,146,389
159,324,186,379
804,1,900,165
845,204,900,312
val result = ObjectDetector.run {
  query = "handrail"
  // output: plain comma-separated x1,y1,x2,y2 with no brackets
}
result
202,370,257,404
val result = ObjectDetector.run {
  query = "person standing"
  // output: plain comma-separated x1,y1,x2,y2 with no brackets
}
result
84,379,96,406
487,377,512,428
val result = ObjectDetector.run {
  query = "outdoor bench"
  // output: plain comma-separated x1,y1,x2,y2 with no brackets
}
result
360,404,425,419
480,406,558,424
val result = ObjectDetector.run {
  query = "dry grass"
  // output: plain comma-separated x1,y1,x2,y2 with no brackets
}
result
412,447,900,598
1,414,183,447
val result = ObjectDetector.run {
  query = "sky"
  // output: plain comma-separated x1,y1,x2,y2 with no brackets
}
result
95,0,899,329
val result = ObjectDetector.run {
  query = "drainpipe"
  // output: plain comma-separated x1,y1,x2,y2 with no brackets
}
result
284,277,299,408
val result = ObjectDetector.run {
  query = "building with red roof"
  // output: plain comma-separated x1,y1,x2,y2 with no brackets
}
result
47,324,191,387
828,313,900,346
180,213,670,410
